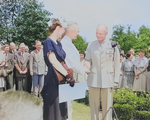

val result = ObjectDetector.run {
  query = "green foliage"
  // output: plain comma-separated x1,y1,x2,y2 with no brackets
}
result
76,90,89,106
134,111,150,120
113,88,150,119
77,88,150,119
0,1,24,43
111,25,150,56
113,88,138,106
113,104,134,120
72,35,88,52
14,1,52,47
0,1,52,47
111,25,137,54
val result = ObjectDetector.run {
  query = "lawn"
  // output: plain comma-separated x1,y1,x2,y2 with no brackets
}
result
72,101,91,120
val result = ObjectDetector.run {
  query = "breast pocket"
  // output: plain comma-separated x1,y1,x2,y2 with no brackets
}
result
106,48,114,61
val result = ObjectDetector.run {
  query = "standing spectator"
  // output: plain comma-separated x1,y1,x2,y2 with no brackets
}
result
147,59,150,92
9,42,16,90
14,43,30,91
85,25,120,120
130,49,136,62
3,44,14,90
9,42,16,54
25,45,29,53
74,51,87,82
30,40,47,97
117,54,124,88
120,52,134,89
61,22,90,120
0,44,6,92
133,50,149,92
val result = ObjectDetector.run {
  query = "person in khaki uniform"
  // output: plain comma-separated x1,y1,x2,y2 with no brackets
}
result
30,40,47,97
3,44,14,90
14,43,30,91
85,25,120,120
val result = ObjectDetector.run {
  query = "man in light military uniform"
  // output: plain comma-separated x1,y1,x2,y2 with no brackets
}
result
85,25,120,120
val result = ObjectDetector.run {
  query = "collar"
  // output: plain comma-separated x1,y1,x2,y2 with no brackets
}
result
63,35,72,44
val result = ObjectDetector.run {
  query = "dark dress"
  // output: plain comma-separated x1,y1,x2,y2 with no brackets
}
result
121,59,134,89
41,38,67,120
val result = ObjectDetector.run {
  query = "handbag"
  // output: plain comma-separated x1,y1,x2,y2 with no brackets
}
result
54,61,69,82
0,67,8,77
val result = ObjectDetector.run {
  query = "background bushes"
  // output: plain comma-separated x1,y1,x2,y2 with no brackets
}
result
76,88,150,120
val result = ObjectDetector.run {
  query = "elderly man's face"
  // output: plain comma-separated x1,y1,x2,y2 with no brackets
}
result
72,30,79,39
35,42,41,51
96,29,107,42
4,46,9,53
10,44,15,51
20,46,25,53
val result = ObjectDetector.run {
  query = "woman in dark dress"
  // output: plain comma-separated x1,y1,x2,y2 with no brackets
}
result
41,21,74,120
121,53,134,89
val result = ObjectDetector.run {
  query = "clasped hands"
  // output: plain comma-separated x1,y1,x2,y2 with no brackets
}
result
20,69,27,74
84,61,91,74
66,68,75,87
135,72,141,79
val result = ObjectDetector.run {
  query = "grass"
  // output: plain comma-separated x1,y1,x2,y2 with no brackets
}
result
72,101,91,120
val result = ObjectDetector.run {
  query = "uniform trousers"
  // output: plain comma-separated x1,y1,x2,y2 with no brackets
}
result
66,100,73,120
89,86,113,120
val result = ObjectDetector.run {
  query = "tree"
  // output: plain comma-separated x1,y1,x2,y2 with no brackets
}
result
0,1,52,47
72,35,88,52
111,25,137,54
0,1,24,43
14,1,52,47
133,25,150,55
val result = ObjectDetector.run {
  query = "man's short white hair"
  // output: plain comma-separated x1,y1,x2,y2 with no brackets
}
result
66,21,79,32
0,90,43,120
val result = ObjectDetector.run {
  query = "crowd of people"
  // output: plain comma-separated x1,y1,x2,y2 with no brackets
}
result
118,49,150,93
0,41,47,98
0,19,150,120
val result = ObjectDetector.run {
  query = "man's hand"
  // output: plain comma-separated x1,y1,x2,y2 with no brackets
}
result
84,61,91,70
114,82,118,89
30,71,33,76
7,70,11,73
20,70,23,74
85,68,90,74
22,69,27,74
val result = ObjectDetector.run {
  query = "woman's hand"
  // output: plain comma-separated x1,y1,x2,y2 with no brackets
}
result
66,68,73,78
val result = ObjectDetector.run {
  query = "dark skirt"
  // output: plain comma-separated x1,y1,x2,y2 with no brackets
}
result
121,71,134,89
43,96,61,120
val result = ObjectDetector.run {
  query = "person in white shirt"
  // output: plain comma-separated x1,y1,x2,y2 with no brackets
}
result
0,44,5,92
61,22,90,120
74,51,87,82
133,50,149,92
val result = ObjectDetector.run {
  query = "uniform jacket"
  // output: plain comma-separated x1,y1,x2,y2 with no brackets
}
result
85,39,120,88
29,49,47,75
